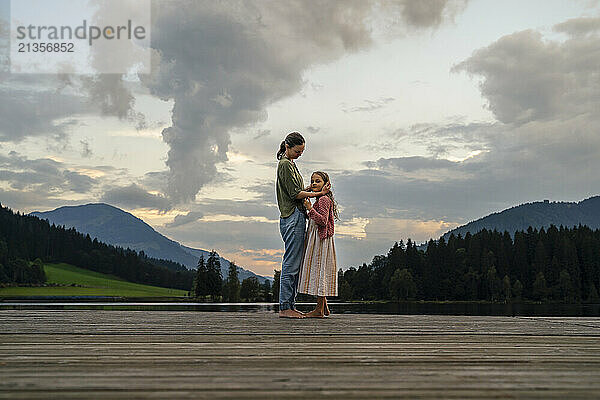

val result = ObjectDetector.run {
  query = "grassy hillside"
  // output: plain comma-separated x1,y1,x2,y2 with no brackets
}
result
0,263,188,297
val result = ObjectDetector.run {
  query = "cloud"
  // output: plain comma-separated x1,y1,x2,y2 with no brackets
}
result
343,97,395,113
137,1,377,204
339,17,600,228
0,188,85,212
452,22,600,125
243,180,277,204
365,156,460,172
165,211,205,228
337,118,600,226
80,75,146,126
253,129,271,140
101,183,172,211
0,19,144,144
396,0,468,29
80,139,93,158
138,1,468,204
554,16,600,37
0,89,89,142
0,151,97,194
163,218,283,259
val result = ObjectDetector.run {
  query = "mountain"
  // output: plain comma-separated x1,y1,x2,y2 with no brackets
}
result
417,195,600,251
30,203,271,283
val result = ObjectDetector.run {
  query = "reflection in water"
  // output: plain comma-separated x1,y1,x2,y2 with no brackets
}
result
0,301,599,316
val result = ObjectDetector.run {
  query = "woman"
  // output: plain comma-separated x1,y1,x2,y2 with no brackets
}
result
276,131,330,319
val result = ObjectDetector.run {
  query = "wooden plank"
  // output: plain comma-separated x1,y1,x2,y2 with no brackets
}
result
1,310,599,399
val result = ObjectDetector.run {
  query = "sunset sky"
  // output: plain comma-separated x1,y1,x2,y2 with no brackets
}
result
1,0,599,277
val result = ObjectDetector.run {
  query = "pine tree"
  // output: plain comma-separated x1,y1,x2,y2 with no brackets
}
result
558,269,575,303
587,282,599,303
389,268,417,300
502,275,511,302
513,279,523,300
206,251,222,301
240,277,260,301
224,261,240,302
486,265,502,302
532,272,548,301
192,255,209,299
260,279,272,302
272,269,281,302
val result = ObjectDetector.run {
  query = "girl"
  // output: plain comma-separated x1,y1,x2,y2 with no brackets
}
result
298,171,339,318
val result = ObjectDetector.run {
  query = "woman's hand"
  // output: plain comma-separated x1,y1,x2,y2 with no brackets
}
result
303,198,312,210
320,182,331,195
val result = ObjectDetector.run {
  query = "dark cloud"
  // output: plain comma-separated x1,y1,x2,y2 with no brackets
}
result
253,129,271,140
165,211,205,228
1,1,469,206
140,170,170,193
0,151,97,194
163,219,282,256
243,180,277,204
0,89,89,143
79,75,146,126
139,1,467,204
101,183,172,211
194,198,279,221
80,139,93,158
338,115,600,225
452,23,600,125
397,0,468,29
0,188,86,213
554,16,600,37
139,0,376,204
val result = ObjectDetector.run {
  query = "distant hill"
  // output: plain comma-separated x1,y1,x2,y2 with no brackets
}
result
31,203,270,283
0,203,193,290
417,195,600,251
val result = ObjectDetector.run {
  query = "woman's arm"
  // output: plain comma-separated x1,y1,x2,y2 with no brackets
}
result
295,182,331,199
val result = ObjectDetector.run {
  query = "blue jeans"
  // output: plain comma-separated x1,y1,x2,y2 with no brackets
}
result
279,207,307,311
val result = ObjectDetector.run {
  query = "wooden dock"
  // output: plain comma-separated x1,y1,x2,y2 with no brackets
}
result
1,310,600,398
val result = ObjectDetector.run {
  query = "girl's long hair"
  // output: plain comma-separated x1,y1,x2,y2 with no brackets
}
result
276,131,305,160
312,171,339,221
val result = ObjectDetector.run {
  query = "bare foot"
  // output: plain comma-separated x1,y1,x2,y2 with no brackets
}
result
293,308,306,315
279,309,305,319
305,309,325,318
324,305,330,316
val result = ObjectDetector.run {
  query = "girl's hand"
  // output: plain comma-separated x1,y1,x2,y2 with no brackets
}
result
303,198,312,210
304,184,312,191
320,182,331,195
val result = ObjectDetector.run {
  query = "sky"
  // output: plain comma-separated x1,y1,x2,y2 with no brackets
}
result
1,0,599,277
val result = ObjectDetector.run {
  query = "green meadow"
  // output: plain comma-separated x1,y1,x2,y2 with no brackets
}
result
0,263,189,297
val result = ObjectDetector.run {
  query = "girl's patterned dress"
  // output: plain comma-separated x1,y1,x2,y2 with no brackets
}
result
297,196,337,297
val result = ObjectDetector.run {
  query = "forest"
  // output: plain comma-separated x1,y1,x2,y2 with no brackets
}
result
337,224,600,303
0,203,194,290
3,201,600,303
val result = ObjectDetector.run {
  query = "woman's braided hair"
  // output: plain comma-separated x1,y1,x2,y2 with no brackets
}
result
276,131,305,160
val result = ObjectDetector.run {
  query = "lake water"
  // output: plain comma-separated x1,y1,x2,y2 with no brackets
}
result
1,301,599,316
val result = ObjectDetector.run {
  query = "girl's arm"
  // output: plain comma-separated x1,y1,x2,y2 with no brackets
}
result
306,196,331,226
